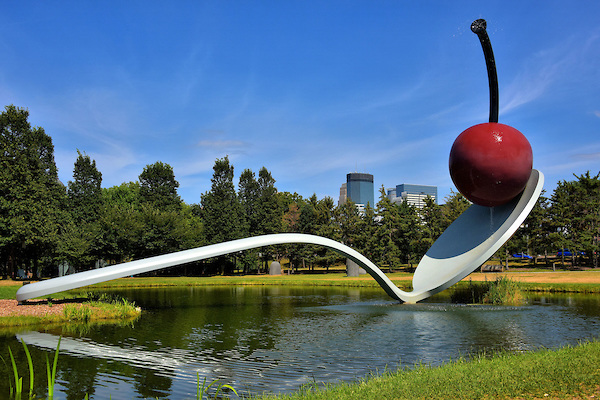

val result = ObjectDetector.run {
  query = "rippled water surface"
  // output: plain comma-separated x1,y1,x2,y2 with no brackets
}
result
2,286,600,399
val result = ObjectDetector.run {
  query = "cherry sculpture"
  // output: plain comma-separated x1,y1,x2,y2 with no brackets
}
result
449,19,533,207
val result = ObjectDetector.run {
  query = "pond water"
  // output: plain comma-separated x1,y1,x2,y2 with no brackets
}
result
2,286,600,399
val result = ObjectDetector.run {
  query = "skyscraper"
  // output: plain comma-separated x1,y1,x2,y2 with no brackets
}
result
346,173,374,208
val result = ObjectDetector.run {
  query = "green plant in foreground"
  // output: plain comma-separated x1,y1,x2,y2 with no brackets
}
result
196,372,239,399
4,337,61,400
46,337,61,399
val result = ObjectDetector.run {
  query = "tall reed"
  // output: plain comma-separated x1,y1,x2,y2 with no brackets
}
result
450,276,524,305
46,336,61,399
3,337,61,399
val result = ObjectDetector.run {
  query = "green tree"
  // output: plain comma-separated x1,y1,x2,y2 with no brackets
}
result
61,150,104,270
238,168,259,236
335,199,361,249
375,187,402,269
547,172,600,268
68,150,103,223
417,196,444,258
139,161,182,211
0,105,65,278
256,167,282,235
96,182,144,263
201,157,245,273
354,202,378,264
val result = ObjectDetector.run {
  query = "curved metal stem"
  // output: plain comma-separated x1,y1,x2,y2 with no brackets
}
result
471,19,499,123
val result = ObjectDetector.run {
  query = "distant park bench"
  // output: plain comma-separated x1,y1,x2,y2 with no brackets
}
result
481,264,503,272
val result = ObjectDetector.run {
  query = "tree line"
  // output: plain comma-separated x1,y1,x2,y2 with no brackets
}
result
1,105,599,278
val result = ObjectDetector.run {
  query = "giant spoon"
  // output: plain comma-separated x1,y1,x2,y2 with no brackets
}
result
16,20,543,304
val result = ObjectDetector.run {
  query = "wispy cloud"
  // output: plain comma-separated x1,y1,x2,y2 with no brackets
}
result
196,139,248,149
501,44,572,114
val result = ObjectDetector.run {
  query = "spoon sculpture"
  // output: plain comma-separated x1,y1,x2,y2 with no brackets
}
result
16,19,543,303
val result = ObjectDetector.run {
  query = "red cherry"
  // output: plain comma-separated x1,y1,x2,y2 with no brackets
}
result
449,123,533,207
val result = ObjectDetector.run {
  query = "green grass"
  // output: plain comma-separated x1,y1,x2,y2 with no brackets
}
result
253,340,600,400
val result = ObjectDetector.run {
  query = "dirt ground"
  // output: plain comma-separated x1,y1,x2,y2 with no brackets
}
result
0,298,82,318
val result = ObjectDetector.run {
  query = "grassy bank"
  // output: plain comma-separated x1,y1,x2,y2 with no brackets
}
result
0,300,141,329
255,340,600,400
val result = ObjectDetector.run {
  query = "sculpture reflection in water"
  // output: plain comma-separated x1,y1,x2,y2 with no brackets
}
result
16,170,543,304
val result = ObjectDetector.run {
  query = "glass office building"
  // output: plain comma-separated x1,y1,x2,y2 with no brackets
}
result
346,173,374,208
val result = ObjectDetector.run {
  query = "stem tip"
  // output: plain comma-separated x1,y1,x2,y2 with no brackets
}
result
471,19,487,35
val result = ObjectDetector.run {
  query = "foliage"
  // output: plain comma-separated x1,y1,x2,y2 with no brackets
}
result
139,161,182,211
67,150,102,223
0,105,65,279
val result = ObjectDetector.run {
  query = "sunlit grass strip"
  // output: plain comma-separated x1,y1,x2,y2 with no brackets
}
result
254,341,600,400
78,274,415,291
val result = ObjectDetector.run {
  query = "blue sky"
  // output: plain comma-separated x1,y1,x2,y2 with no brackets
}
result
2,1,599,205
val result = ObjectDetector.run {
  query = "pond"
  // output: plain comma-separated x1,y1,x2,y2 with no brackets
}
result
2,286,600,399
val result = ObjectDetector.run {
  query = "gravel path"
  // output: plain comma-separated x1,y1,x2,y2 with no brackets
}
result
0,299,83,318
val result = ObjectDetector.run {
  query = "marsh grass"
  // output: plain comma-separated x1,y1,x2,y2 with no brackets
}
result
450,276,524,305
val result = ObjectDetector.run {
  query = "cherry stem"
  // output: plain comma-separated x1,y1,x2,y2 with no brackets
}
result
471,19,499,123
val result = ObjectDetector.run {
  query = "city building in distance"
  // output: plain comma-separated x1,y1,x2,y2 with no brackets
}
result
339,173,374,213
388,183,437,209
338,183,347,206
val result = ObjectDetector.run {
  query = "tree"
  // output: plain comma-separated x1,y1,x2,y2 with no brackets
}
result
417,196,444,258
94,182,145,263
201,157,245,273
547,172,600,268
396,200,421,268
256,167,282,235
139,161,182,211
354,202,378,264
68,150,103,223
60,150,104,271
0,105,65,278
375,187,401,269
335,199,361,250
238,168,260,236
